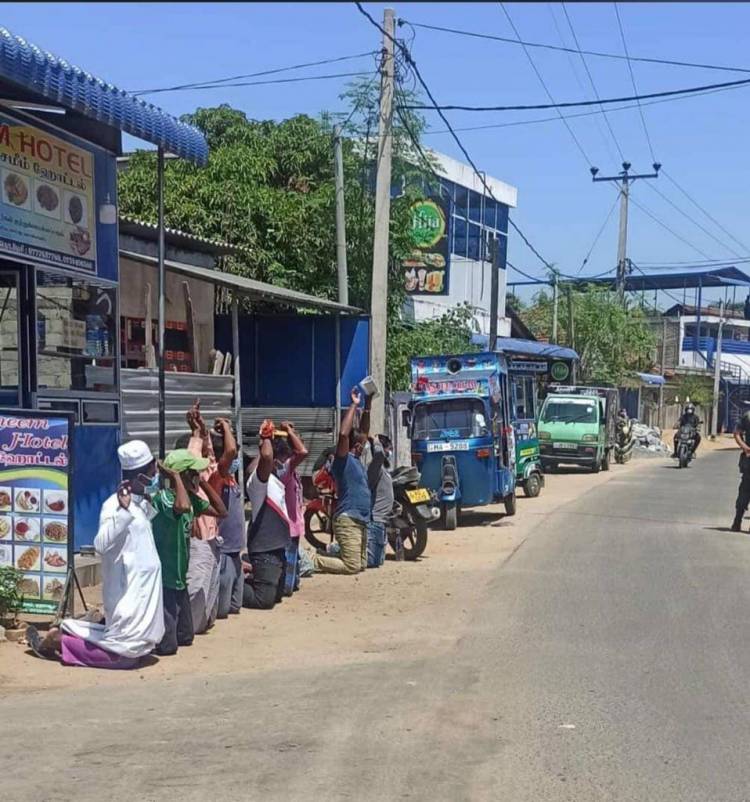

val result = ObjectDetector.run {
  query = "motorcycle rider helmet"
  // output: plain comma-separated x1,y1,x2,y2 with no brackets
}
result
685,402,695,415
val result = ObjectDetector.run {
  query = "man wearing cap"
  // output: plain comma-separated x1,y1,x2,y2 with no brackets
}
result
26,441,165,668
731,403,750,531
152,449,227,655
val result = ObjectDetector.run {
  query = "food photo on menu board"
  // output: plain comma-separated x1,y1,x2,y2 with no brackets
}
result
0,412,73,614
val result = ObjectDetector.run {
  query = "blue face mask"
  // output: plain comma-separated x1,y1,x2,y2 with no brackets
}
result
143,474,160,496
229,457,241,475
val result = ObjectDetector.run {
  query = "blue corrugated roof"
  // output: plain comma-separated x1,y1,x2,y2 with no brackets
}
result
471,334,579,362
0,27,208,165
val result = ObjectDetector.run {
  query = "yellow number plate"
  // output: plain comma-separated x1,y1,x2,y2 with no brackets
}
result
406,488,431,503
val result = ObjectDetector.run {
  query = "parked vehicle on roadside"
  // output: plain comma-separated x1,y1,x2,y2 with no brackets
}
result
304,460,438,560
538,386,618,473
675,423,698,469
614,412,635,464
407,352,517,531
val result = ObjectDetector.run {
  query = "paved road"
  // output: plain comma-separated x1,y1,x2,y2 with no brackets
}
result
5,449,750,801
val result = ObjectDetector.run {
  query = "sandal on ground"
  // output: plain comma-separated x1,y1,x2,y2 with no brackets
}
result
25,625,57,661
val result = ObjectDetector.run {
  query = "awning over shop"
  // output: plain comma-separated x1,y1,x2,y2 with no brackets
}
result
0,26,208,164
120,250,361,315
472,334,579,362
572,267,750,292
636,372,666,386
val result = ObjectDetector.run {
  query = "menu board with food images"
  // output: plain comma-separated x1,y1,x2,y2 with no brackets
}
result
0,411,73,614
0,110,97,273
402,197,451,297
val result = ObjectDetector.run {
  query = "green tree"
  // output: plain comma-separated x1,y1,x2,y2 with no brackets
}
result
522,285,655,385
386,304,478,391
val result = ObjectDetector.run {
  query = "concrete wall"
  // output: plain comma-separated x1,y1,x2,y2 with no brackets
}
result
119,256,215,371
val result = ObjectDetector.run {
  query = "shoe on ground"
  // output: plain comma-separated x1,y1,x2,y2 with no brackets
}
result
731,521,743,533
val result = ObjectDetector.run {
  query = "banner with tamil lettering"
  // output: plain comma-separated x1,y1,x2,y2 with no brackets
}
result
0,411,74,615
0,111,97,272
403,196,451,296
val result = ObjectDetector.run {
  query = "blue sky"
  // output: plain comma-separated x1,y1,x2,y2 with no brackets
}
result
4,2,750,305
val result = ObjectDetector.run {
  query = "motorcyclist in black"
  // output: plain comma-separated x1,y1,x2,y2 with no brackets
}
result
673,402,701,457
731,407,750,531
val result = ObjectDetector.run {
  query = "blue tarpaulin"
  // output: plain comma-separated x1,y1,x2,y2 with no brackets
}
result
472,334,579,362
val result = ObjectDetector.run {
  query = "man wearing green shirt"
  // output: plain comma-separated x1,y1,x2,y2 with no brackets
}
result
152,449,227,656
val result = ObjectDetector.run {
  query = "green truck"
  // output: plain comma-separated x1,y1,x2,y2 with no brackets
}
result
537,386,619,473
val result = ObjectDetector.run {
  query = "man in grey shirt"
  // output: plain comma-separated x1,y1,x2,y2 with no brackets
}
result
359,396,394,568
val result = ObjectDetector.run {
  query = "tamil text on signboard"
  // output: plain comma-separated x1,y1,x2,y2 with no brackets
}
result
0,111,97,272
0,411,73,614
403,197,451,296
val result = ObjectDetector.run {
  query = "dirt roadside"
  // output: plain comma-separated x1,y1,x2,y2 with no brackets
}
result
0,456,667,696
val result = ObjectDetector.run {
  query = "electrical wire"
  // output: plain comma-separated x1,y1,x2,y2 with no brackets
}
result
499,2,594,167
131,51,378,95
355,2,557,273
630,263,685,306
401,19,750,76
628,195,713,259
577,194,620,274
561,2,625,162
401,75,750,112
507,261,547,283
423,83,743,136
613,3,657,164
642,182,746,259
134,71,371,95
662,170,750,255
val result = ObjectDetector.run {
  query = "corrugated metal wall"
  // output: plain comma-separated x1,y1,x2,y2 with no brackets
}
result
121,369,234,454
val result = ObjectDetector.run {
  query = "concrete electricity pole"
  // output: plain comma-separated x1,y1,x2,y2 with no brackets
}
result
591,161,661,300
333,124,348,306
711,300,725,438
551,271,559,344
369,7,395,433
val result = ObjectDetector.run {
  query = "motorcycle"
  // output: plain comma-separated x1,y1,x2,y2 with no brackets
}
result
304,462,439,561
614,416,635,464
675,423,697,469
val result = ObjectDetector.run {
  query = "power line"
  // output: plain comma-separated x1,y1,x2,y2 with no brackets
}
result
401,19,750,76
577,194,620,274
662,170,750,255
561,3,625,162
499,2,594,167
628,195,713,259
613,3,657,163
131,51,377,95
507,261,547,283
642,182,746,259
132,71,371,95
401,75,750,112
638,257,750,267
355,1,556,274
422,83,743,136
630,263,685,306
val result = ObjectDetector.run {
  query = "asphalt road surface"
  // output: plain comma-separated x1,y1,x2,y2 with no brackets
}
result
5,448,750,801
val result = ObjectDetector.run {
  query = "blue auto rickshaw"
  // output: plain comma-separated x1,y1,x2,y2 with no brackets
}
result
407,352,516,530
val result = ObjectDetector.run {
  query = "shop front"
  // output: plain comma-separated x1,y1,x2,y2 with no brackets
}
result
0,26,208,558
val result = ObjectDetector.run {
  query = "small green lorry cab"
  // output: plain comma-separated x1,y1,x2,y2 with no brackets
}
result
537,386,618,473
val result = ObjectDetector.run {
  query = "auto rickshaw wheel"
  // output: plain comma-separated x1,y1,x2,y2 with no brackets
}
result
442,503,458,531
504,492,517,516
523,473,542,498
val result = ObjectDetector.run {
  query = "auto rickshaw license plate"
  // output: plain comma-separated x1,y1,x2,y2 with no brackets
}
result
553,442,577,449
406,488,431,503
427,441,469,452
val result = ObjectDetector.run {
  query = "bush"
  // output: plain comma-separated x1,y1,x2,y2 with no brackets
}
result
0,565,24,623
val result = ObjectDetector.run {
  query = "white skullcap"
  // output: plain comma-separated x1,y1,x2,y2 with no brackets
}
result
117,440,154,471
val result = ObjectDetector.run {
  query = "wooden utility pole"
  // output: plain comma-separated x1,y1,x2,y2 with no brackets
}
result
489,235,499,351
369,7,395,433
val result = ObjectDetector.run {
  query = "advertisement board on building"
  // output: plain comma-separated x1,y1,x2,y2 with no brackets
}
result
0,410,74,615
403,196,451,296
0,109,118,282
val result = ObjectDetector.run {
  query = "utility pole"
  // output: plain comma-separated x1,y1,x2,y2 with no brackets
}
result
369,7,395,433
333,124,348,306
591,161,661,300
566,284,575,351
551,271,559,344
157,147,166,460
489,235,499,351
711,299,725,439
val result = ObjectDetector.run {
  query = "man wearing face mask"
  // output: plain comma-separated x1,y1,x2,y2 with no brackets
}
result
313,389,371,575
26,441,165,668
151,449,227,656
358,394,394,569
